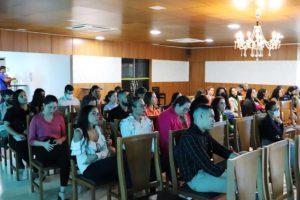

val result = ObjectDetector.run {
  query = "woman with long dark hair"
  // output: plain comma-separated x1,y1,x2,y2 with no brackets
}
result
71,105,117,185
30,88,45,114
241,88,258,116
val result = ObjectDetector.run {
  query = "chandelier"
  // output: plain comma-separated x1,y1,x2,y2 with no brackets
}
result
234,9,283,59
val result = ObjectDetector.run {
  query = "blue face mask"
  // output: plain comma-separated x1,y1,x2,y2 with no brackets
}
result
273,110,280,118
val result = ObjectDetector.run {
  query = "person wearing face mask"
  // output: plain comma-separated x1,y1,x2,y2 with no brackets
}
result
175,104,238,193
259,100,283,146
0,89,13,148
58,84,80,107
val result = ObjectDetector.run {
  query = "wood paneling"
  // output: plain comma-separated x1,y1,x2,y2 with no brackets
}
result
0,30,28,52
73,83,121,100
190,45,298,94
51,36,73,55
151,82,190,104
27,33,51,53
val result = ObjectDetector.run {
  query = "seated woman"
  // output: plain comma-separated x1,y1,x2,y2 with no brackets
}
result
270,86,284,102
4,89,31,180
30,88,45,114
228,87,239,117
103,90,118,111
120,96,153,137
206,86,215,106
29,95,70,200
216,87,235,114
163,92,182,110
257,88,268,112
242,88,260,116
71,105,117,184
144,91,160,117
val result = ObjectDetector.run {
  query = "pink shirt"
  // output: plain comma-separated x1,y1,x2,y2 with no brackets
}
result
29,113,66,145
157,107,191,156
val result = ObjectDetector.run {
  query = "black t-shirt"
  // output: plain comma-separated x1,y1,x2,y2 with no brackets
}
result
107,105,129,122
4,106,30,134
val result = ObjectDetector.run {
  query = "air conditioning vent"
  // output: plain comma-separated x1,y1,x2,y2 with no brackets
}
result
66,24,117,32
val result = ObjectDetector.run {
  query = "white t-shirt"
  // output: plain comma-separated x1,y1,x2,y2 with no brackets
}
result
58,95,80,107
70,126,109,174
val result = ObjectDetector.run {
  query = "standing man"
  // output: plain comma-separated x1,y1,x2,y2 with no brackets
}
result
58,84,80,106
0,66,15,96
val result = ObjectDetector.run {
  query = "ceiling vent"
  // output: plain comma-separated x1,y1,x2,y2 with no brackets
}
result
66,24,117,32
166,38,205,43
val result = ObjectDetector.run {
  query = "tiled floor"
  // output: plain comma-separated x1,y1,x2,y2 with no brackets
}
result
0,150,110,200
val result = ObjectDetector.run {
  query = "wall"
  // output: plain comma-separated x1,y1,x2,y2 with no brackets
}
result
0,30,188,102
189,45,298,95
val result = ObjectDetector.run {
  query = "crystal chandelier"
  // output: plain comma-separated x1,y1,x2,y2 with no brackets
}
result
234,9,283,59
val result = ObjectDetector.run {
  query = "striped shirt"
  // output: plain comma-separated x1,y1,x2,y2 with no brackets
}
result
175,124,232,182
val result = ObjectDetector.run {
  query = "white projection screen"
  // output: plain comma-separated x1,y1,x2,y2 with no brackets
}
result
205,61,299,85
152,60,189,82
73,55,121,83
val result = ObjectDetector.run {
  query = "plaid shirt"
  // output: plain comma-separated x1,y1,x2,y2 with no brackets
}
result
175,124,232,182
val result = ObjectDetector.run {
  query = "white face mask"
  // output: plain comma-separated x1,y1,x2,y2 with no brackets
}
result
65,94,73,100
273,110,280,118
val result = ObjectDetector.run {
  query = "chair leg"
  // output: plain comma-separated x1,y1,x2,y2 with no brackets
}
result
4,148,7,166
72,180,78,200
15,152,20,181
9,148,13,174
29,165,34,192
39,169,44,200
107,187,111,200
91,187,96,200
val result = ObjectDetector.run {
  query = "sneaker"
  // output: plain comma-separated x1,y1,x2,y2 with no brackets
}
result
18,169,28,181
57,191,70,200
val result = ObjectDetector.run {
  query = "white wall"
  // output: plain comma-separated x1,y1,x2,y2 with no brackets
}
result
152,60,189,82
0,51,71,101
72,55,121,83
205,61,299,86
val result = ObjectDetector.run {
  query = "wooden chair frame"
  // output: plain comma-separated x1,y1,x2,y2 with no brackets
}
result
253,113,267,149
294,135,300,199
233,116,254,152
279,100,293,127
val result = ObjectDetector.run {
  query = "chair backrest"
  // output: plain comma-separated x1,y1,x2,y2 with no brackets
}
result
234,116,254,152
26,115,34,163
295,136,300,199
227,149,263,200
117,133,162,199
152,87,160,94
296,98,300,125
253,113,267,149
237,99,245,118
168,129,187,192
209,121,229,163
148,115,158,131
57,106,71,123
262,140,293,200
279,100,293,126
110,119,120,148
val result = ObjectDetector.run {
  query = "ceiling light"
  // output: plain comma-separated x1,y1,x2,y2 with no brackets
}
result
205,39,214,43
149,6,166,10
150,30,161,35
95,36,105,40
73,38,83,45
227,24,240,30
233,0,249,10
269,0,283,10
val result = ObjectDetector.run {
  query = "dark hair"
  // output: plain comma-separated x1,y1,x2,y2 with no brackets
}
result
114,86,122,93
189,95,209,122
31,88,45,111
190,104,212,124
265,100,277,112
211,96,225,122
172,96,190,108
144,91,155,107
43,95,58,105
77,105,96,149
81,95,97,111
246,88,256,99
257,88,267,100
168,92,181,107
216,87,227,97
3,89,13,96
229,87,238,100
194,89,205,99
127,95,141,113
270,87,282,100
89,85,100,95
0,66,6,70
285,86,297,95
216,87,230,109
64,84,74,93
105,90,116,103
135,87,147,97
12,89,26,108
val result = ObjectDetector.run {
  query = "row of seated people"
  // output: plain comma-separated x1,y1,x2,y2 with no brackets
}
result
0,84,298,199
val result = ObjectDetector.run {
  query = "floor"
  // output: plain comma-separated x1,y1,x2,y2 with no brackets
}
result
0,148,111,200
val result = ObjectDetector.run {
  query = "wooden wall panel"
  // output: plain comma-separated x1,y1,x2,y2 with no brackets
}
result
151,82,190,104
51,36,73,55
0,30,28,52
73,83,121,100
190,45,298,94
27,33,51,53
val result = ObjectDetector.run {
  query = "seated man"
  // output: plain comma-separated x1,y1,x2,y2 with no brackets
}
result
175,104,237,193
58,84,80,106
0,89,13,148
108,90,129,122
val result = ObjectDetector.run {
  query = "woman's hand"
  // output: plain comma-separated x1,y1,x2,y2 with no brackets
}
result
43,140,55,152
84,154,98,165
54,138,64,145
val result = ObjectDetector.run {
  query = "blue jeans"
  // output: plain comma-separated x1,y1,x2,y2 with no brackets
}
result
187,153,237,193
